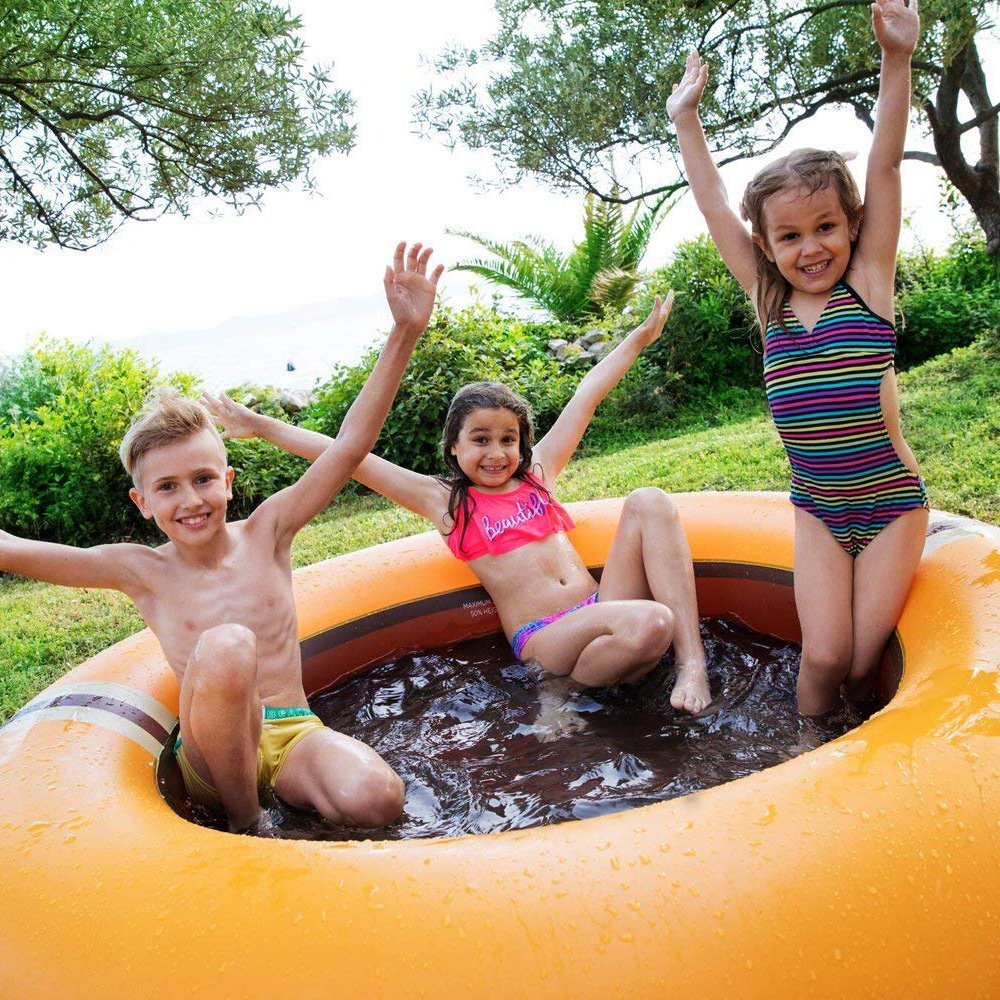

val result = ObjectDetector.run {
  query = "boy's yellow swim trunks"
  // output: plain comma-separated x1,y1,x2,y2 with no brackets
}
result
174,706,325,811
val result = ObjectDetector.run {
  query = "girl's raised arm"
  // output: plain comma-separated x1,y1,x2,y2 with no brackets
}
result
667,51,757,294
533,295,673,481
202,394,449,528
852,0,920,312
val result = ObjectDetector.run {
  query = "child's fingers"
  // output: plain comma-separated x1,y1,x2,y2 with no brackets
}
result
429,263,445,288
383,265,394,295
392,241,406,273
417,245,434,275
406,242,423,270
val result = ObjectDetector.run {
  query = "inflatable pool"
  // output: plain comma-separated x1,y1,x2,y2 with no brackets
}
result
1,492,997,998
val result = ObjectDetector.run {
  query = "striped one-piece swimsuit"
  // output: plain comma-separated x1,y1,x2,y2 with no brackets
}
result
763,281,928,557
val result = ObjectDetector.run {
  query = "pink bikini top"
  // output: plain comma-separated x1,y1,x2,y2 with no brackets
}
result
444,478,575,561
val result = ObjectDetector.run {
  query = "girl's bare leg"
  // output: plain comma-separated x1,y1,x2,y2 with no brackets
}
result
793,508,855,715
180,624,262,831
599,488,710,712
847,507,928,699
523,599,675,688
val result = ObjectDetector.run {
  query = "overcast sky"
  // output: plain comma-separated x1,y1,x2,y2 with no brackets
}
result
0,0,976,363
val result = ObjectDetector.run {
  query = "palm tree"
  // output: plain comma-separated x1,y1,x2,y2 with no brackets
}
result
450,192,672,323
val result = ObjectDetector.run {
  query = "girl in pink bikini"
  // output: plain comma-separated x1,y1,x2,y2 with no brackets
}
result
204,294,710,714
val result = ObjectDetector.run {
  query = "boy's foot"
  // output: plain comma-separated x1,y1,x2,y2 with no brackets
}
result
669,660,711,714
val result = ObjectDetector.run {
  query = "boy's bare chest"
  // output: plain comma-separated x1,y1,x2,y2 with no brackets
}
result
136,546,295,670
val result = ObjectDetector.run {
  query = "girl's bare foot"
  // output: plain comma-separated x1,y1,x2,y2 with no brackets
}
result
670,661,711,714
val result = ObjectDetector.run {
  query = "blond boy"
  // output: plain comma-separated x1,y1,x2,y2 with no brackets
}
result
0,242,442,832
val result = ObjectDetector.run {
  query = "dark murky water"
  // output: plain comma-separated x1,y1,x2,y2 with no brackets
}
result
203,617,875,840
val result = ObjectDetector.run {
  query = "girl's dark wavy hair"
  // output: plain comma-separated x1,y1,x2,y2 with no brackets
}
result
437,382,550,553
740,148,863,332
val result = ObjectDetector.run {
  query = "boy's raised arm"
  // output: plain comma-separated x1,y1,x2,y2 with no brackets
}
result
0,530,144,593
259,242,442,540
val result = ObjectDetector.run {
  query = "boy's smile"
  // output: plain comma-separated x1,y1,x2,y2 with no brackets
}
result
130,429,234,546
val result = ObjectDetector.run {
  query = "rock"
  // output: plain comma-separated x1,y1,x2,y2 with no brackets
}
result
279,389,310,414
586,339,613,360
578,329,607,349
554,342,586,361
547,338,569,353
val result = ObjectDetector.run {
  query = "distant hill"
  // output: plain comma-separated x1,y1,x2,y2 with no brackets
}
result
120,294,388,390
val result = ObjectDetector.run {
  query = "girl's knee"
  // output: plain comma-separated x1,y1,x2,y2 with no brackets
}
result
624,487,677,522
801,641,852,688
627,603,674,660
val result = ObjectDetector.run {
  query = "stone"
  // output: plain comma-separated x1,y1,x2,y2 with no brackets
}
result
586,339,613,360
578,329,607,349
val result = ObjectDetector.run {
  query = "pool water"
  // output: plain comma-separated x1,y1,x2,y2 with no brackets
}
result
227,617,875,840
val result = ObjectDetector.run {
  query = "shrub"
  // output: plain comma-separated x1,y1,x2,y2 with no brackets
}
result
305,302,580,474
0,339,195,546
895,230,1000,367
627,236,760,406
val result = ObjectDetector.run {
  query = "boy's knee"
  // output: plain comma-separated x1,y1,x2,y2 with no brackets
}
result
624,487,677,522
345,766,405,828
188,624,258,695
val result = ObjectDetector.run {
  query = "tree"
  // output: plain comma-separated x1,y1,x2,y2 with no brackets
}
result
416,0,1000,267
451,192,671,321
0,0,355,250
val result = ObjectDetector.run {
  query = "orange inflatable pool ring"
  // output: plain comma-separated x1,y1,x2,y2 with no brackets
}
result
1,493,998,998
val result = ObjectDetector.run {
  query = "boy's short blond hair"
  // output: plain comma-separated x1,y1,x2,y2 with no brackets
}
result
120,390,226,489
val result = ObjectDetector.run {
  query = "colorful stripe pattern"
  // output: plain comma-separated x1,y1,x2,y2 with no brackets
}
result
763,281,927,557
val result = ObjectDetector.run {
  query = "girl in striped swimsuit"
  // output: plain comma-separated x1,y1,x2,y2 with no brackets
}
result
668,0,927,714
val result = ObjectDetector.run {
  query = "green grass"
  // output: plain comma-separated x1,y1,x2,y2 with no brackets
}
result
2,339,997,722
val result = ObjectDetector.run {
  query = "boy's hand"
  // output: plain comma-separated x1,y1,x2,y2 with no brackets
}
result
872,0,919,55
631,292,675,348
384,242,444,336
667,51,709,124
200,392,259,439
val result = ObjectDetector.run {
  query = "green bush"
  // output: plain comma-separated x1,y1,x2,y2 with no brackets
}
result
0,339,196,546
305,302,581,474
895,230,1000,367
629,236,760,404
0,351,61,423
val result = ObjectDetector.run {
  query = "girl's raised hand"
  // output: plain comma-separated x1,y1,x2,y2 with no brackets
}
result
666,51,709,123
384,241,445,336
632,292,675,348
200,392,258,440
872,0,919,55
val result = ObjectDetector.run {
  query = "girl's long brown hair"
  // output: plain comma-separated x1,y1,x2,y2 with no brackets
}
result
739,149,863,331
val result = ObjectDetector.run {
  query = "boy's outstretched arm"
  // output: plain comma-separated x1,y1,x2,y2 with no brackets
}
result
0,529,144,593
255,242,443,540
854,0,919,290
667,52,757,294
533,294,674,480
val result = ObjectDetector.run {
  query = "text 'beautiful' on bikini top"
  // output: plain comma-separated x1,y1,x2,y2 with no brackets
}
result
444,478,575,561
